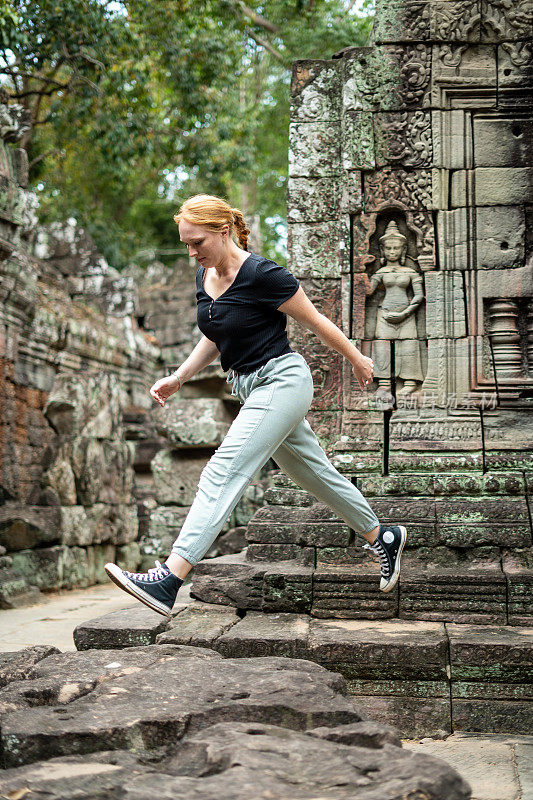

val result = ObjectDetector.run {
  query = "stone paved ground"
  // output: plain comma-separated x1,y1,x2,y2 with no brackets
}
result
0,582,193,652
0,585,531,800
404,734,533,800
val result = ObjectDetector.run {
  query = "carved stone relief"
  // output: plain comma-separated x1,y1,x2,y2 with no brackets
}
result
287,219,349,279
364,168,434,211
342,112,375,170
290,61,341,123
353,205,435,273
373,0,431,44
288,122,341,177
430,1,481,42
343,45,431,112
363,218,427,396
287,177,341,222
481,0,533,42
498,42,533,88
374,111,432,168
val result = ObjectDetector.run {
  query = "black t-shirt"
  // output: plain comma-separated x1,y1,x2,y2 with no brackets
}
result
196,252,300,374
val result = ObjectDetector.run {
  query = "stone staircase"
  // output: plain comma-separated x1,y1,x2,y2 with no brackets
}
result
190,470,532,628
75,468,532,739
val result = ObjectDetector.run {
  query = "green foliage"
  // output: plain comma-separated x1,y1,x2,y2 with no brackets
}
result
1,0,373,267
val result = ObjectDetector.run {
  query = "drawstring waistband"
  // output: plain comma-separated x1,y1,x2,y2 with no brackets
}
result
226,369,238,397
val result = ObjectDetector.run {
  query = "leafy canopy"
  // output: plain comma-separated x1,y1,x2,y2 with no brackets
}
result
1,0,373,267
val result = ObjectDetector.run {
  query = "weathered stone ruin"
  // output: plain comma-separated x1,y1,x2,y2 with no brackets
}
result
0,643,471,799
0,96,264,605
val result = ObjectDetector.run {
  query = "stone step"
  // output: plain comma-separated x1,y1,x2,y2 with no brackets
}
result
269,469,531,498
247,499,531,550
74,605,533,739
73,602,189,649
189,549,533,626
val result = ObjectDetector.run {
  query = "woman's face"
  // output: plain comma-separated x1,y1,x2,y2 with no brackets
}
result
382,238,405,264
179,219,227,268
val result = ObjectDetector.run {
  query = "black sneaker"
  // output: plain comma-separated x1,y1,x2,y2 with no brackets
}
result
363,524,407,593
104,560,183,617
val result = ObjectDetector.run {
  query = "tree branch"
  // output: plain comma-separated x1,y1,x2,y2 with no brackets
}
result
246,29,287,64
28,148,63,169
60,41,105,71
0,67,69,89
234,0,279,33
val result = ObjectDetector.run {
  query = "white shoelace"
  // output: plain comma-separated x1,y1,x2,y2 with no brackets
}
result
127,561,168,582
362,541,391,578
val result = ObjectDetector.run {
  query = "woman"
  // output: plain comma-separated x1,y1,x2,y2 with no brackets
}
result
105,195,407,617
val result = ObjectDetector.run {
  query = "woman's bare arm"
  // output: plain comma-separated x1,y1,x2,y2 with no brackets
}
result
175,335,220,383
150,335,220,406
278,287,374,389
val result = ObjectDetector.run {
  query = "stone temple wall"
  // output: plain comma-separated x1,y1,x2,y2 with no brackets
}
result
286,0,532,473
0,94,164,604
186,6,531,736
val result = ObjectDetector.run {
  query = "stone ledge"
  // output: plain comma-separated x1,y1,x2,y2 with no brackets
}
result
73,603,188,650
156,602,240,648
189,550,532,625
73,605,533,737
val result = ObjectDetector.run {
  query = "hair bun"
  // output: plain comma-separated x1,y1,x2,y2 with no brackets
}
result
174,195,250,251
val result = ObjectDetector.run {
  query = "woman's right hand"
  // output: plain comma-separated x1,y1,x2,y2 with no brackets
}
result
150,374,181,407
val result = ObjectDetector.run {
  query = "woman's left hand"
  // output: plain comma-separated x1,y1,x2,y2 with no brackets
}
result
352,354,374,390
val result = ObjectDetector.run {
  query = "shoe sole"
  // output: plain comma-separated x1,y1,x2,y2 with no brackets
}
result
380,525,407,593
104,563,172,618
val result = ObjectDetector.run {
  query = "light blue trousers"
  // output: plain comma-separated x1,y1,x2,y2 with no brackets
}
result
172,352,380,565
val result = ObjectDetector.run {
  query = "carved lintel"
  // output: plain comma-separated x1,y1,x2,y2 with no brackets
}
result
430,1,481,42
364,168,434,211
481,0,533,43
